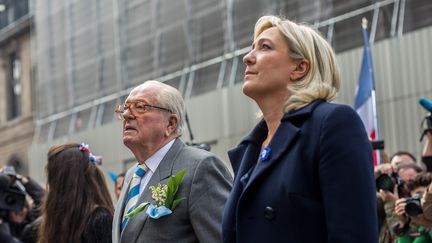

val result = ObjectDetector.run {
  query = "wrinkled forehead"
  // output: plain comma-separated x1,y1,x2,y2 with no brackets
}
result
126,84,161,103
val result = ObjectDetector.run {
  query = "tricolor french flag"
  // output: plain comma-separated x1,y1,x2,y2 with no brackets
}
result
354,18,381,165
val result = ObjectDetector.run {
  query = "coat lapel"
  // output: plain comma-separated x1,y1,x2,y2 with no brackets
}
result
242,122,300,193
121,139,184,243
228,120,268,176
241,99,325,194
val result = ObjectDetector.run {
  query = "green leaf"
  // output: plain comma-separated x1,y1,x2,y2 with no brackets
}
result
125,202,150,219
173,169,187,189
165,169,187,209
165,176,175,209
171,197,186,210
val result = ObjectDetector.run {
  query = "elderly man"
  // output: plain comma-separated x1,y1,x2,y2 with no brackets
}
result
112,80,232,243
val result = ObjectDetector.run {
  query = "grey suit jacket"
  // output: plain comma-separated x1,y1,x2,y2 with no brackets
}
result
112,139,233,243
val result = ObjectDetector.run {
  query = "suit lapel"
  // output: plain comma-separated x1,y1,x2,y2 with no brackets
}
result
121,139,184,243
114,166,135,242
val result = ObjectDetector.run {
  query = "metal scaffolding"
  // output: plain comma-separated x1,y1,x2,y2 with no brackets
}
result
31,0,432,143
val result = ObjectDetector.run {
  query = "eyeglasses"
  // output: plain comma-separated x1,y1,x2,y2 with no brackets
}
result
114,100,172,120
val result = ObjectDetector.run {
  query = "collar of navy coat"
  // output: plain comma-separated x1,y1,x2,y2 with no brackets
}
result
227,99,326,188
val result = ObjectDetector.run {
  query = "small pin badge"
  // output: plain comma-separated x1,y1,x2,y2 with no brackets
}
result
259,147,271,161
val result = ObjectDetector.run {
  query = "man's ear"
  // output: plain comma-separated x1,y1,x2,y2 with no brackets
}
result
166,113,179,136
290,59,310,81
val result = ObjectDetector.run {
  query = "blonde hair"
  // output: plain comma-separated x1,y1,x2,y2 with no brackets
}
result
254,16,341,112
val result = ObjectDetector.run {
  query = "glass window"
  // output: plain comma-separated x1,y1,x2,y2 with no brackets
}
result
332,13,372,52
234,56,246,84
75,108,92,133
191,63,220,97
403,0,432,34
221,59,233,88
0,0,29,30
38,123,52,143
164,77,181,90
7,53,22,120
53,115,71,139
101,100,117,125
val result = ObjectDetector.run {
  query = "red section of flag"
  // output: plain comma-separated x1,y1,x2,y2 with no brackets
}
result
369,130,378,166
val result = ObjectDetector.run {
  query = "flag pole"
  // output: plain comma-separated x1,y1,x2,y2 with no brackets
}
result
362,18,381,165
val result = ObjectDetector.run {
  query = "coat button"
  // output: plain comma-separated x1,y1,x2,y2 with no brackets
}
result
264,206,275,221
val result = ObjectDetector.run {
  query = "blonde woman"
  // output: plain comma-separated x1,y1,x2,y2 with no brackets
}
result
222,16,378,242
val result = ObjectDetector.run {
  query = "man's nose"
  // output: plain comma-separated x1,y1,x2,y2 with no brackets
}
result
122,107,135,120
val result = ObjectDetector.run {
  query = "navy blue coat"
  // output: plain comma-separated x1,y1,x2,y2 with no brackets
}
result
222,100,378,243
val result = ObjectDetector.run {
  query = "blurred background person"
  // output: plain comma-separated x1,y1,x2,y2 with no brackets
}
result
422,130,432,172
375,151,398,243
114,172,125,200
377,153,424,243
394,173,432,242
108,171,125,201
420,131,432,224
391,151,418,169
398,164,424,184
0,166,45,243
37,143,114,243
222,15,377,243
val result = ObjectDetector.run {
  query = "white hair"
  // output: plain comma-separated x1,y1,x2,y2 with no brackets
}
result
144,80,186,136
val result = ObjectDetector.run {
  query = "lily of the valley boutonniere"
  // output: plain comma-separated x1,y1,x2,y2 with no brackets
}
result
126,169,187,219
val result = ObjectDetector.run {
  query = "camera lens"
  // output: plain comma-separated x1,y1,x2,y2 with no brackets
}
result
5,193,17,205
405,198,423,216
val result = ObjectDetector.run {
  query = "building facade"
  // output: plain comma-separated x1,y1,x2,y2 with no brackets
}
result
0,0,33,175
29,0,432,182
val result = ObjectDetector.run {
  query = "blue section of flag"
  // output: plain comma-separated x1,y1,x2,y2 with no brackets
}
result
354,27,375,109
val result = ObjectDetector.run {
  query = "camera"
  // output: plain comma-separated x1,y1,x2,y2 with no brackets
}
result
371,140,384,150
376,173,402,192
420,114,432,142
405,194,423,216
0,169,26,214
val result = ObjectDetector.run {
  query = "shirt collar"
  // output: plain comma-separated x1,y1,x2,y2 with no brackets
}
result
143,139,175,173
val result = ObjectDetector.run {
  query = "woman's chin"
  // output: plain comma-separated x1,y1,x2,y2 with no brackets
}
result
242,83,261,100
242,82,254,96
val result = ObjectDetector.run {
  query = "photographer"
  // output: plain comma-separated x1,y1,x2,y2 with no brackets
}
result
0,167,45,243
391,151,419,170
376,157,399,243
0,224,20,243
376,153,424,243
420,130,432,224
394,173,432,242
0,170,24,243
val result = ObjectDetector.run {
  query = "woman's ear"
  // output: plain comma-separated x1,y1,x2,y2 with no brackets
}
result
290,59,310,81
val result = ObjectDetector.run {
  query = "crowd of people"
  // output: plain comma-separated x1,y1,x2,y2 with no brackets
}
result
376,131,432,243
0,14,430,243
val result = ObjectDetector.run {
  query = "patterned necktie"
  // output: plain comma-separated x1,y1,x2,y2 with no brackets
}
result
121,164,148,232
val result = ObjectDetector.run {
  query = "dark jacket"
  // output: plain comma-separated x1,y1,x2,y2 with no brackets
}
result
222,100,378,243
